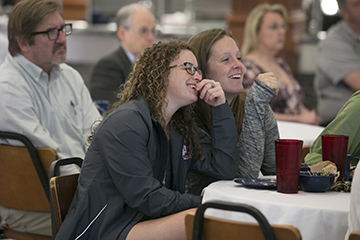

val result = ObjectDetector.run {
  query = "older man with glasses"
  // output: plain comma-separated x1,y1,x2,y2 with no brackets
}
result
89,3,157,106
0,0,100,236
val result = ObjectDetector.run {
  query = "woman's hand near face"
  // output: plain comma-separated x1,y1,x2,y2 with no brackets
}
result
257,72,279,96
196,79,226,107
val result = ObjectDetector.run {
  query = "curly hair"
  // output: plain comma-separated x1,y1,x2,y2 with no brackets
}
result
91,40,203,159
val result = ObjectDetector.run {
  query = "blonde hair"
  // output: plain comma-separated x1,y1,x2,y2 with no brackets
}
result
241,3,288,57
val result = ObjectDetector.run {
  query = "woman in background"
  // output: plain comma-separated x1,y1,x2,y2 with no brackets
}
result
56,40,238,240
241,3,320,125
187,29,279,195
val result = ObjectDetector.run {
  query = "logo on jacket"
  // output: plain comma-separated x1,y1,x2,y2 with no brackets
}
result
182,145,192,160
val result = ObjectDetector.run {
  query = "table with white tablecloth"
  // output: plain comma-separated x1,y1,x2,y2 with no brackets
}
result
201,180,350,240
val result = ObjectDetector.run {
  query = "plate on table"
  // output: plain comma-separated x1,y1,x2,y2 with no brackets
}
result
234,178,277,190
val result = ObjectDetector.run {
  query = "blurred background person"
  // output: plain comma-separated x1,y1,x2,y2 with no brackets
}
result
187,29,279,195
314,0,360,126
241,3,321,125
89,3,157,106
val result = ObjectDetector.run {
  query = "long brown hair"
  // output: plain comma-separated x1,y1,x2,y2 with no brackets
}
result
91,40,202,159
188,29,246,138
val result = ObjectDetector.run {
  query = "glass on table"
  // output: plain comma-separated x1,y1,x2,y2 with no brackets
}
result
275,139,303,194
322,134,348,180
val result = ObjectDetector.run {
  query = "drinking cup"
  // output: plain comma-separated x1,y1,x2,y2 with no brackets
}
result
322,135,349,180
275,139,303,194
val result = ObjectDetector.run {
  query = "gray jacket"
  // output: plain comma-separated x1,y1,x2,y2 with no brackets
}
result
56,96,238,240
237,77,278,178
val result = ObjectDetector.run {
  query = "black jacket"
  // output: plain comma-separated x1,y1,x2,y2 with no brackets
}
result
56,96,238,240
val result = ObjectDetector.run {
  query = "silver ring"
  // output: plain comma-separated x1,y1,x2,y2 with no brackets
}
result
210,83,215,88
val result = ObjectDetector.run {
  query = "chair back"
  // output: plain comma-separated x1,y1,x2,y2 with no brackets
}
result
0,131,57,240
49,158,83,238
185,200,302,240
50,174,79,231
0,131,57,212
350,231,360,240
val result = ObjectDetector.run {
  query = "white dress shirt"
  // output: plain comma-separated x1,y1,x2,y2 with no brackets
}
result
0,54,101,175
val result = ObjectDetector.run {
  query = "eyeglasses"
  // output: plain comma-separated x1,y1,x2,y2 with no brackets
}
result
125,27,159,37
170,62,202,78
267,24,288,31
31,23,72,41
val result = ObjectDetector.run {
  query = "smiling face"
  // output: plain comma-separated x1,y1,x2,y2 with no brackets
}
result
207,36,246,103
166,50,202,111
21,11,67,73
256,11,287,54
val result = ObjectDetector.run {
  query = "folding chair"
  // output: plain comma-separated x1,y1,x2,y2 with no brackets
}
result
49,158,83,239
185,200,302,240
0,131,57,240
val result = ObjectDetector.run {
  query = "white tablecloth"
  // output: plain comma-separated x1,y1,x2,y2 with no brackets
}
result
202,180,350,240
277,121,324,146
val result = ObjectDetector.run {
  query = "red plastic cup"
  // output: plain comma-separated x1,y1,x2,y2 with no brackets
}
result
275,139,303,193
322,134,349,180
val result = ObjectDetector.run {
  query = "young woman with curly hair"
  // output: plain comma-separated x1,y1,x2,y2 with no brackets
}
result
56,40,238,240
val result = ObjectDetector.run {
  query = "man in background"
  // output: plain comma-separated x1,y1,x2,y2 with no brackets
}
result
314,0,360,126
89,3,157,106
0,0,100,236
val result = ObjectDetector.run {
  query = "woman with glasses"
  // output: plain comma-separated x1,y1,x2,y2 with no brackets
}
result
56,40,238,240
241,3,320,125
187,28,279,195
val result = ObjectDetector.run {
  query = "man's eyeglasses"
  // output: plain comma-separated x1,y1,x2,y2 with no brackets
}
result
125,27,159,37
31,23,72,41
170,62,202,78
